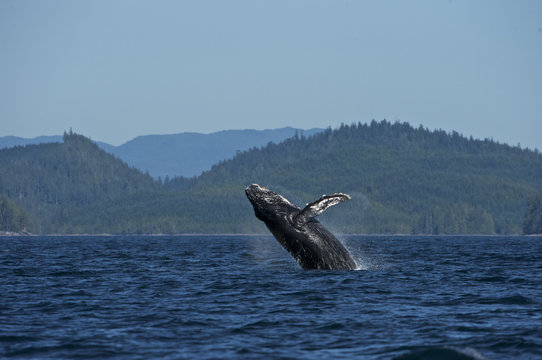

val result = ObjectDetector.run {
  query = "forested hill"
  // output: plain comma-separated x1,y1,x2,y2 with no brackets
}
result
181,121,542,234
1,122,542,234
1,127,323,179
63,121,542,234
0,132,157,233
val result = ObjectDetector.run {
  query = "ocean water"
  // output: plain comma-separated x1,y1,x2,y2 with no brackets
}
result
1,235,541,359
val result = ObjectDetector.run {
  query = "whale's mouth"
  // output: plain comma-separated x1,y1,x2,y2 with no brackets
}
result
246,183,267,193
245,184,262,202
245,184,298,223
245,184,273,203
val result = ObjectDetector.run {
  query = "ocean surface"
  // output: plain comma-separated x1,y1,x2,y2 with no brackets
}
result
1,235,541,359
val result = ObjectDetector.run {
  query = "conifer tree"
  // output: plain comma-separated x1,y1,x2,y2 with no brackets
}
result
524,193,542,234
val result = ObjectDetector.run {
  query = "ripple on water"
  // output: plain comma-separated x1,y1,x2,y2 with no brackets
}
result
1,235,541,360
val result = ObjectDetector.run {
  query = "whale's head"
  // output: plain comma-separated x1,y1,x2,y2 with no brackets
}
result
245,184,298,223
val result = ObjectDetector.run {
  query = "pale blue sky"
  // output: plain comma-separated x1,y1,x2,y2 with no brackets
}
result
1,0,541,148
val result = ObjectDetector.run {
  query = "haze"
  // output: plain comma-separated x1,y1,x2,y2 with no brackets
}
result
1,0,541,149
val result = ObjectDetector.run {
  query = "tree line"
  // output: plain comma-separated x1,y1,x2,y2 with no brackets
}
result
524,193,542,234
1,122,541,235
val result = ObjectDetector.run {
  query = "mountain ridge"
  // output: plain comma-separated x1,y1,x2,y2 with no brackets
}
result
1,121,541,234
101,127,323,178
0,127,322,178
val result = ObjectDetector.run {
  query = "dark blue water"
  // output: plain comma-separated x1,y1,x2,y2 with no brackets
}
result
1,235,541,359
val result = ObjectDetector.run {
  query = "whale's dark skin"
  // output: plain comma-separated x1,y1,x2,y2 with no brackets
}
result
245,184,357,270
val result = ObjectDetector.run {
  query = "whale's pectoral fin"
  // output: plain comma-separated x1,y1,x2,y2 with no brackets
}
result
294,193,351,226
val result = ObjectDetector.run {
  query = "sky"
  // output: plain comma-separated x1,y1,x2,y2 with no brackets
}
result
1,0,541,149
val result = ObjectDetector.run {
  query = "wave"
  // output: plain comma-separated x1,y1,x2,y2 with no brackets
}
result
393,346,487,360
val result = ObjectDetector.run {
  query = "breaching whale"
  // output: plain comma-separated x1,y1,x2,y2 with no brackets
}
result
245,184,356,270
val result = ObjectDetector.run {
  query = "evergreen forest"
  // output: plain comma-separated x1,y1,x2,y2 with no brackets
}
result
1,122,541,235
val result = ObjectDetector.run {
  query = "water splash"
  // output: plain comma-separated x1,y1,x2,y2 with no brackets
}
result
339,235,385,271
351,251,375,271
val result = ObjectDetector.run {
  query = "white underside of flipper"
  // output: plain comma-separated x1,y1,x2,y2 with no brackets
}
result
294,193,350,226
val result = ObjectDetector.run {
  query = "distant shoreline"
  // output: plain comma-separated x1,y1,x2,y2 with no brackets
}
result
0,231,33,236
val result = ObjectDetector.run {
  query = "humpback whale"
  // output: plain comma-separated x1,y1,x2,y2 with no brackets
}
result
245,184,357,270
